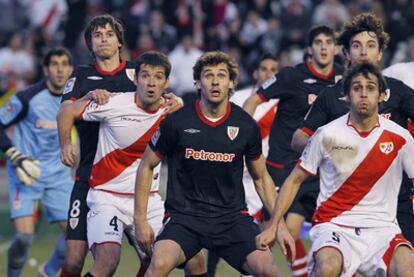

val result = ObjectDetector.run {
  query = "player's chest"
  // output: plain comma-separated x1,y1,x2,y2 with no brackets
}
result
81,76,136,96
177,123,249,155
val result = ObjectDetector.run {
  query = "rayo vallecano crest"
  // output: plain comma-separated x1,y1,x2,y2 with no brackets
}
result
379,141,394,154
227,126,239,141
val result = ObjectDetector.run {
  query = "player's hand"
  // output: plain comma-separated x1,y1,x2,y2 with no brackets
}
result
60,144,78,167
6,147,41,185
276,222,296,264
162,92,184,115
87,89,115,105
135,220,155,257
255,227,276,251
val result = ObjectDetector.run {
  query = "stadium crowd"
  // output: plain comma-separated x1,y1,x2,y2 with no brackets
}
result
1,1,414,277
1,0,414,95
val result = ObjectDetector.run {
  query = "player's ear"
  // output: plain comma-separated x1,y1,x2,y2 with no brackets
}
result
195,80,201,90
42,66,49,77
164,78,169,89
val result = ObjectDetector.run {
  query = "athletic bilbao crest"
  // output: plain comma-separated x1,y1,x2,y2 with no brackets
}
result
126,68,136,82
69,218,79,229
380,142,394,154
227,126,239,141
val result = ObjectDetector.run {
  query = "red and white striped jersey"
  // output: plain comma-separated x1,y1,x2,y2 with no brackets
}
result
231,86,278,216
80,92,165,195
299,113,414,228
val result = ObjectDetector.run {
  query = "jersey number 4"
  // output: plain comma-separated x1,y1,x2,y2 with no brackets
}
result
110,216,119,232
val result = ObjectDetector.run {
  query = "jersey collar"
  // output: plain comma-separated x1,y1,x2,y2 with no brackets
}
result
307,62,334,80
195,98,231,127
95,59,127,76
346,113,380,138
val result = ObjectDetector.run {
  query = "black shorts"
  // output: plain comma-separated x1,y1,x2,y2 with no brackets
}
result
267,164,318,221
156,212,260,275
65,180,90,241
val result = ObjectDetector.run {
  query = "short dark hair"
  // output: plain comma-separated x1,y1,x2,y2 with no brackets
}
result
135,51,171,77
42,47,73,67
193,51,238,82
84,14,124,55
343,62,387,96
307,25,335,47
337,13,390,52
256,53,278,69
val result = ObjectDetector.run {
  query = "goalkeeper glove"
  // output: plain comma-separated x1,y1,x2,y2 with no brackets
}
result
6,147,41,185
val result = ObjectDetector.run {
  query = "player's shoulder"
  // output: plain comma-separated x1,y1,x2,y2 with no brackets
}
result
385,76,414,94
318,113,348,134
16,80,48,103
230,103,258,125
380,116,412,138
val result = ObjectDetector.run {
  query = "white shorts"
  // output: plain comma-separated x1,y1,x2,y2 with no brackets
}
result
86,189,164,250
308,222,413,277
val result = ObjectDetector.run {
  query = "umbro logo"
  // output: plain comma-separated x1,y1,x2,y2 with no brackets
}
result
87,76,103,80
338,96,347,101
303,78,317,84
184,128,200,134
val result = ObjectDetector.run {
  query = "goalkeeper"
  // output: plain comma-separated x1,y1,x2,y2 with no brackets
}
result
0,47,74,277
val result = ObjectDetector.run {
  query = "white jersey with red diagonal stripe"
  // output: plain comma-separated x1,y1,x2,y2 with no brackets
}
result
80,92,165,195
299,113,414,228
231,86,278,216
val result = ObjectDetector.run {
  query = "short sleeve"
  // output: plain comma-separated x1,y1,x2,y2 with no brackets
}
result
256,68,293,102
80,95,121,122
61,70,82,102
302,88,331,135
402,133,414,179
298,129,324,176
245,121,262,160
149,116,176,158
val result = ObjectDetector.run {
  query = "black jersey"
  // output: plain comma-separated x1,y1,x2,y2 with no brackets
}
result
61,60,136,182
257,62,343,167
301,76,414,134
150,99,262,218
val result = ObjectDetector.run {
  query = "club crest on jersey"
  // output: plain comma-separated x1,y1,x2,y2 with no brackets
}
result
227,126,239,141
335,75,343,83
308,94,317,105
126,68,136,82
87,101,100,112
63,77,76,95
379,142,394,154
382,89,391,102
69,218,79,229
262,75,276,90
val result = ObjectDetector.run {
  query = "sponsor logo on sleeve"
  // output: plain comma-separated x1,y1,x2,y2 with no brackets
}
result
63,77,76,95
261,75,277,90
151,128,161,145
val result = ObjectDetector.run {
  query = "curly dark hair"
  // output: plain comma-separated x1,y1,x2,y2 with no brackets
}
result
337,13,390,52
193,51,238,97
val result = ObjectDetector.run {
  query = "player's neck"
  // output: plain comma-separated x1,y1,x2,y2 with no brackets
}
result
135,93,163,112
310,60,333,76
199,98,228,118
95,55,121,72
349,112,379,132
46,80,63,96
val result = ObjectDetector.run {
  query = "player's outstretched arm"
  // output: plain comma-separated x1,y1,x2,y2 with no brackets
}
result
291,128,311,152
57,98,90,166
243,93,264,116
256,166,309,261
134,146,162,257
